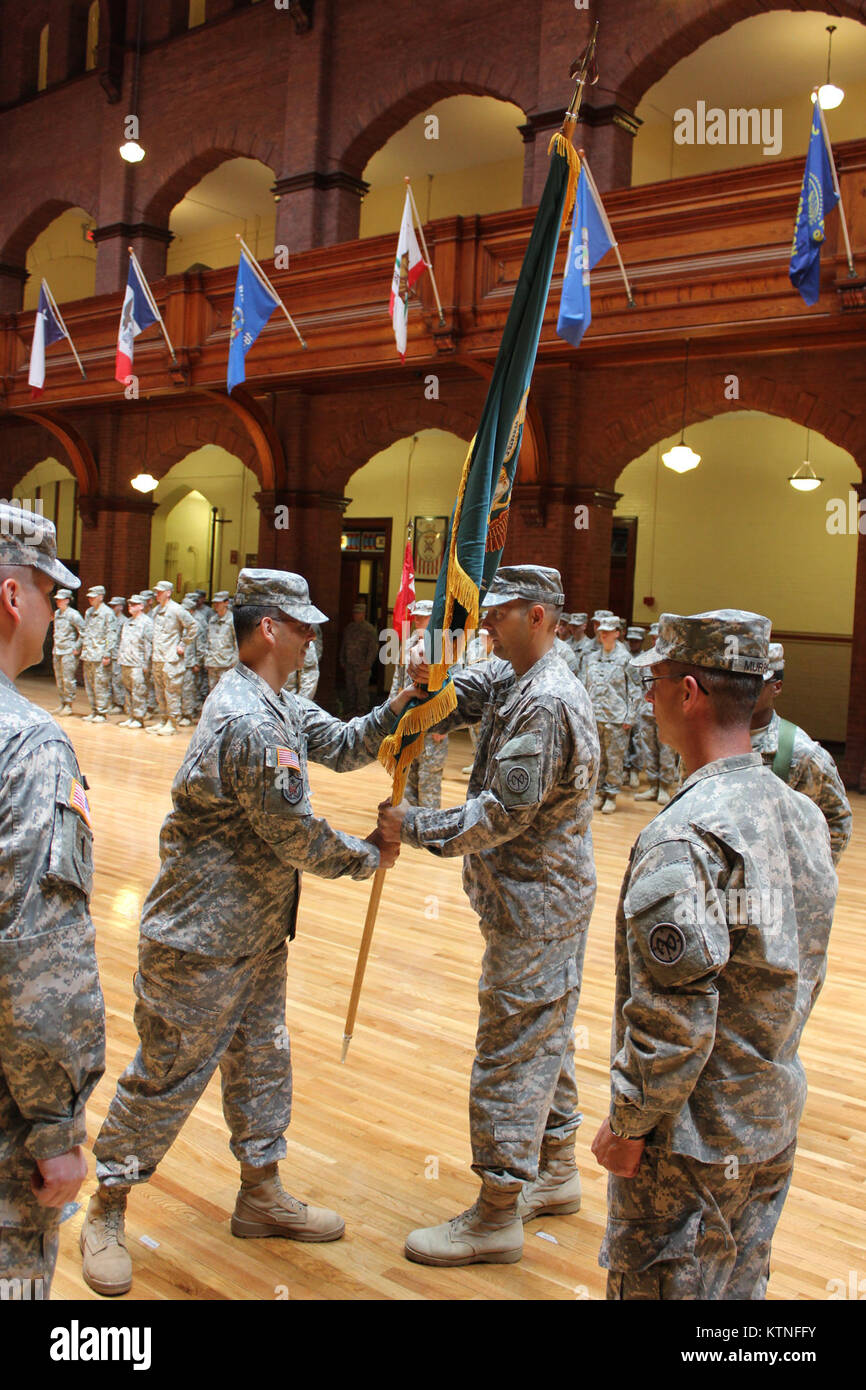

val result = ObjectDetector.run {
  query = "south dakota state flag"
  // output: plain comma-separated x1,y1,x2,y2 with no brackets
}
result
379,135,580,795
789,107,839,306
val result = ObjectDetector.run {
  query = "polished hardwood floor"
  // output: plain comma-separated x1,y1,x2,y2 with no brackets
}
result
22,677,864,1303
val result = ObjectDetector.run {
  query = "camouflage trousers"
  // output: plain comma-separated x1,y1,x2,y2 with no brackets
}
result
121,666,148,722
601,1140,797,1300
470,926,586,1191
624,726,640,772
181,667,202,719
635,708,678,788
146,668,157,712
111,659,125,709
82,659,112,715
94,937,292,1186
207,666,230,691
152,661,183,723
597,722,629,796
344,666,372,718
0,1226,58,1300
52,652,78,705
405,733,448,810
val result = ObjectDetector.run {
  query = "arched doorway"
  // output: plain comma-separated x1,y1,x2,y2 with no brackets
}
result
166,156,277,275
149,446,260,595
12,456,79,672
614,410,858,745
23,205,97,309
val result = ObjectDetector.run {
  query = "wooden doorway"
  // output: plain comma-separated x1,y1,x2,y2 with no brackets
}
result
339,518,392,706
609,516,638,626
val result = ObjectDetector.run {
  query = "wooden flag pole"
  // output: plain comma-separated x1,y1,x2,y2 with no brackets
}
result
128,247,178,364
577,150,636,307
813,91,857,278
42,279,87,380
405,177,446,325
340,857,389,1063
236,235,308,349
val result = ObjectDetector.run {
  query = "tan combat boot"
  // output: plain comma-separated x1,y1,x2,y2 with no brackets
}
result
156,720,177,737
517,1135,582,1222
634,783,658,801
231,1163,344,1242
601,796,617,814
656,785,672,806
404,1180,523,1267
80,1186,132,1296
628,769,640,788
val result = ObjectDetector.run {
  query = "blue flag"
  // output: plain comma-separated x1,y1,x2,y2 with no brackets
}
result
227,251,280,394
556,167,614,347
789,110,839,307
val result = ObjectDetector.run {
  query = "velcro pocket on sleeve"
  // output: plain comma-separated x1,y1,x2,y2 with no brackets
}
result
263,746,308,814
42,785,93,899
624,842,722,985
494,732,541,808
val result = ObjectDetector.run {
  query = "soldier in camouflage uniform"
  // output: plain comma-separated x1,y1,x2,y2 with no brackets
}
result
339,600,378,717
80,585,115,724
204,591,239,691
117,595,152,730
750,642,851,863
139,591,157,715
634,621,680,806
0,502,105,1299
107,597,128,713
146,580,198,737
81,568,416,1297
378,566,599,1268
583,616,641,814
178,595,202,727
623,627,646,788
592,610,837,1300
51,587,83,716
388,600,448,808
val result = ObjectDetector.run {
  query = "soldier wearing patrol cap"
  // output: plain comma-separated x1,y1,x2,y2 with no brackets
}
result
204,590,239,692
138,591,157,717
146,580,198,737
0,502,105,1298
117,595,151,729
51,587,84,716
81,567,421,1297
80,585,114,723
592,610,837,1300
339,599,378,717
108,597,128,714
377,564,599,1268
583,616,641,813
750,642,851,863
388,599,448,807
623,627,646,789
634,621,679,806
178,594,202,726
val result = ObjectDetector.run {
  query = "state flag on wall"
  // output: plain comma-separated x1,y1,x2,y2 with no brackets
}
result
556,167,615,347
789,107,840,306
115,256,159,382
227,250,280,394
390,190,426,360
28,281,67,397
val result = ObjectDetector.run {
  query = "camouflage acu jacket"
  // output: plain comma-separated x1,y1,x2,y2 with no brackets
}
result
205,611,238,670
609,752,837,1163
118,612,151,668
140,662,396,958
0,672,105,1224
751,710,851,864
52,606,84,657
401,647,599,938
80,603,115,662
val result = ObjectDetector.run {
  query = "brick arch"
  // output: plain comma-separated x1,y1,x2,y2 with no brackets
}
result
0,410,98,495
340,67,530,178
144,416,263,487
596,368,866,491
607,0,866,109
0,197,96,266
141,138,278,228
326,400,481,496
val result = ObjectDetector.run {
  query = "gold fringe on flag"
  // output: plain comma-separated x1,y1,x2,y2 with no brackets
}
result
427,433,479,691
547,133,581,232
378,678,458,801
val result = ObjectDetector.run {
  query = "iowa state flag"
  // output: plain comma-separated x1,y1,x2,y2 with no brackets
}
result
28,281,66,397
378,135,580,795
557,167,614,347
115,257,159,382
390,190,426,360
227,250,280,394
789,108,840,306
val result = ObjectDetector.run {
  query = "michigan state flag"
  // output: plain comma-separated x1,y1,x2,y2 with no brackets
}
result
379,135,580,794
789,109,839,306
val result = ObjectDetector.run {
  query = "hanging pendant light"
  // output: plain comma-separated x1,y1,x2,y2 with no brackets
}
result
120,5,146,161
811,26,844,111
788,429,823,491
662,340,701,474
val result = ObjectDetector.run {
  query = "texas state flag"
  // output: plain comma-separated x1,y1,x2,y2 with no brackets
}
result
115,257,159,382
28,281,66,397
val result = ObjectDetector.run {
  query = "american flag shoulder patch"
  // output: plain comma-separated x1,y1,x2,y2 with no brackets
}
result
68,776,92,828
276,747,301,771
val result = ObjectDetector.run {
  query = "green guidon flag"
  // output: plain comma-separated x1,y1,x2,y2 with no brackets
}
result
380,133,580,797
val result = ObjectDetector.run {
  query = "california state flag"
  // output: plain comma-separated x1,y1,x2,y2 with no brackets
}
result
389,190,426,360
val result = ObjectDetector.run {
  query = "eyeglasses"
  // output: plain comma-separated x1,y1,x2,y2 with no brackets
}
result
641,672,709,695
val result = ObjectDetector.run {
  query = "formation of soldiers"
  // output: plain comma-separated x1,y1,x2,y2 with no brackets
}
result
51,583,240,735
1,504,853,1303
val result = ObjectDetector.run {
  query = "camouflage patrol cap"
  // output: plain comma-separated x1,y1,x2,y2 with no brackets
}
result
154,580,173,593
627,627,646,641
0,502,78,588
596,616,620,633
234,568,328,624
110,596,125,606
764,641,785,680
410,599,433,617
569,612,588,626
181,595,195,608
140,589,154,599
592,609,613,622
213,590,231,602
631,609,771,676
481,565,564,609
649,623,659,637
55,588,73,601
129,594,144,605
86,585,106,597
